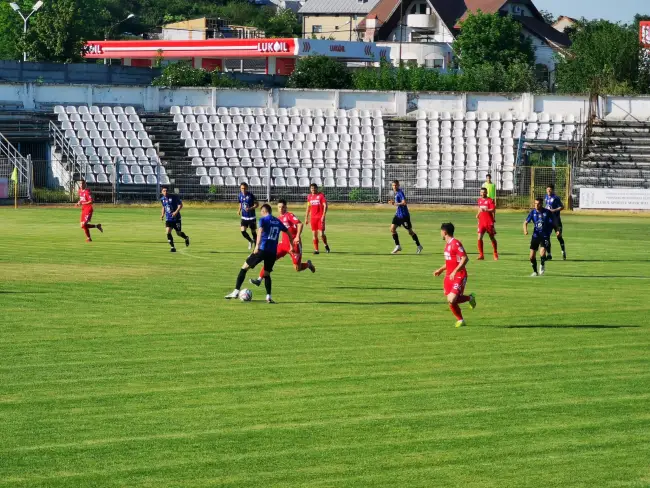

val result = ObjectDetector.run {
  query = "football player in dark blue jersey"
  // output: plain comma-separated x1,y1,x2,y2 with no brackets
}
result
225,203,291,303
238,182,259,250
545,185,566,260
160,187,189,252
524,197,555,276
388,180,423,255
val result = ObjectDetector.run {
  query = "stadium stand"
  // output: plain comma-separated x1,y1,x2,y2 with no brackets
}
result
414,110,578,192
169,106,385,189
574,119,650,191
53,105,164,185
46,103,590,203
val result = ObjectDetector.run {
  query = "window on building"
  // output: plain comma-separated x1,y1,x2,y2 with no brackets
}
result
425,58,444,69
410,1,429,14
312,25,322,34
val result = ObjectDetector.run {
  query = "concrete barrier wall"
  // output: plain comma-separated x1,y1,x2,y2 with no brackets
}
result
0,81,644,119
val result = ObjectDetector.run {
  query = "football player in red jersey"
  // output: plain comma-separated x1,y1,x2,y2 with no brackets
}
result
250,199,315,286
76,179,103,242
305,183,330,254
476,187,498,260
434,222,476,328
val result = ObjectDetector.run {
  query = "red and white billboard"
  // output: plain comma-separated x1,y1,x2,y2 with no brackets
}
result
83,38,389,62
641,21,650,48
83,38,299,59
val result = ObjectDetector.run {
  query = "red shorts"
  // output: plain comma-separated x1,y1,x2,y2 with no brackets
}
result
310,218,325,232
80,207,93,224
478,224,496,236
277,241,302,266
444,274,467,296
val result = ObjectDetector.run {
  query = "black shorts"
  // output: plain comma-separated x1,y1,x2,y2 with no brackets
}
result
241,219,257,230
165,220,182,232
246,250,277,272
530,236,550,251
392,215,412,230
555,218,563,233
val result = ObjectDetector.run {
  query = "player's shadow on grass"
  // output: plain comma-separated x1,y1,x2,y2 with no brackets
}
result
503,324,640,329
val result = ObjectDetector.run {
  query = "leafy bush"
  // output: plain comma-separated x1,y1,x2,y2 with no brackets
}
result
287,55,353,90
348,188,376,202
152,62,211,88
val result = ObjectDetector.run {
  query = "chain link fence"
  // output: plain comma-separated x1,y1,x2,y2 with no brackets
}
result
25,162,570,209
571,166,650,209
0,158,32,204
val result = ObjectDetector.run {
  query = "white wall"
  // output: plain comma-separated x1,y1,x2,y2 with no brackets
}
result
0,82,644,119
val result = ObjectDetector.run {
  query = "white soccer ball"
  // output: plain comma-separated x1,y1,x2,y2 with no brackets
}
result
239,289,253,302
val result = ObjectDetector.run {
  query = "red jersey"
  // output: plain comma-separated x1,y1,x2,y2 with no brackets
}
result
307,193,327,220
279,211,301,243
444,238,468,278
477,197,495,226
79,188,93,208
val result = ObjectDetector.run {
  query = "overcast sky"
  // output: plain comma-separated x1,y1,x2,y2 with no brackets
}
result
534,0,648,24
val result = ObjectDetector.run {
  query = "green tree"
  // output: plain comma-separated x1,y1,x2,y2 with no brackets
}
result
540,9,556,24
0,1,25,60
261,8,300,38
555,19,648,94
454,11,535,70
287,55,352,89
22,0,105,62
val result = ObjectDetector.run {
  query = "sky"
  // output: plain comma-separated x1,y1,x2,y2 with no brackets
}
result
534,0,648,24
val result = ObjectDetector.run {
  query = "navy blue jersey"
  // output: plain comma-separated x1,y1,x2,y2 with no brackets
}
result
239,192,257,220
545,194,563,218
526,208,554,238
161,195,182,221
258,215,287,254
394,189,410,219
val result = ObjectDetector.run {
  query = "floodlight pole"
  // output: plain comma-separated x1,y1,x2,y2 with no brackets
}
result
10,1,44,62
104,14,135,65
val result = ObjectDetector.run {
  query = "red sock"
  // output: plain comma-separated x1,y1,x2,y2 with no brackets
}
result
322,234,328,246
478,239,484,256
457,295,471,304
313,238,319,251
82,226,91,239
259,267,265,279
449,303,463,321
491,238,498,253
299,263,309,271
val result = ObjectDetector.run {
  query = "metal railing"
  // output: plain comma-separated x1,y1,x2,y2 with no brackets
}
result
49,120,88,183
0,132,32,200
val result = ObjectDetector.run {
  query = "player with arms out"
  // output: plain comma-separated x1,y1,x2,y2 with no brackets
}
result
250,199,315,287
434,223,476,328
225,203,291,303
238,182,259,250
161,187,190,252
545,184,566,260
76,179,103,242
524,197,555,276
476,187,498,260
388,180,423,254
305,183,330,254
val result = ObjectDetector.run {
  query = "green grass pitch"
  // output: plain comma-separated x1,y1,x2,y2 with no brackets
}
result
1,206,650,488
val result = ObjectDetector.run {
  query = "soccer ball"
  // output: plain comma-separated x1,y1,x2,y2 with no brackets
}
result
239,289,253,302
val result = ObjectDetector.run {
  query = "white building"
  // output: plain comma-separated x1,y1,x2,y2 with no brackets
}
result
299,0,571,71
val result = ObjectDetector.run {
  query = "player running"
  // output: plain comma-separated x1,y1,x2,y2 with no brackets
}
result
433,222,476,328
250,199,316,286
477,187,498,260
545,184,566,260
238,182,259,250
160,187,190,252
524,197,555,276
388,180,423,254
225,203,291,303
76,179,103,242
305,183,330,254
